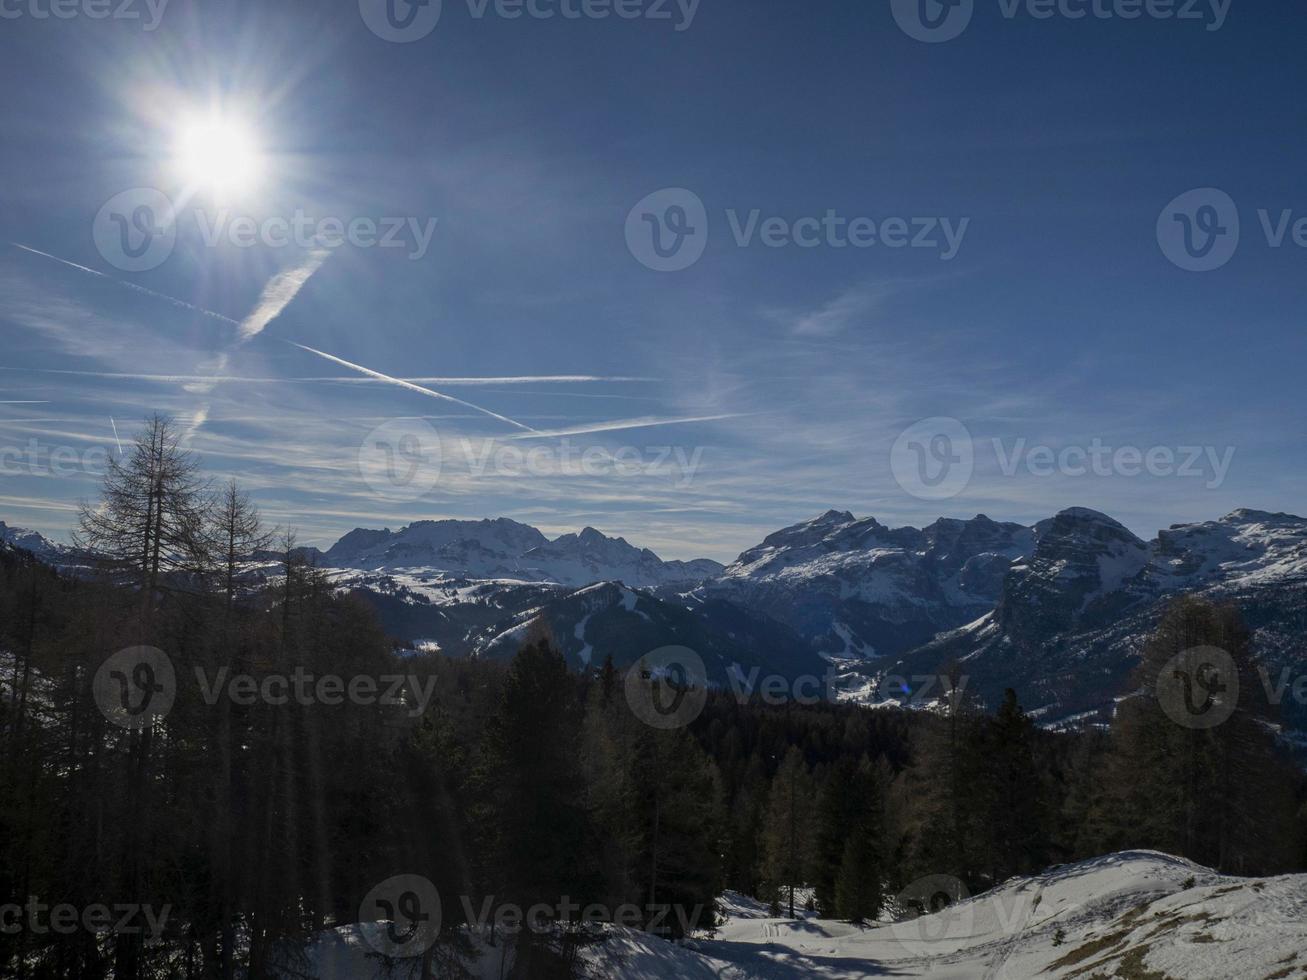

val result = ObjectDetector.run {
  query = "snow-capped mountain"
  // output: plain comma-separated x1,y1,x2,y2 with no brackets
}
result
322,518,724,588
7,507,1304,728
521,526,724,589
892,507,1307,728
704,510,1034,661
0,520,61,559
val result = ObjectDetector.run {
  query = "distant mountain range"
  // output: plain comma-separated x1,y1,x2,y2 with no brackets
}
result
6,508,1305,730
322,518,724,588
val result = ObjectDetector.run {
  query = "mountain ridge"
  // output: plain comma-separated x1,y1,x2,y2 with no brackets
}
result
7,506,1304,728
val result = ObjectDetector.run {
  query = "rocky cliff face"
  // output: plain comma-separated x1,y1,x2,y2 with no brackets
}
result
705,510,1033,660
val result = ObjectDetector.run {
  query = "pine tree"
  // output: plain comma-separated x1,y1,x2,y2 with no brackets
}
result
75,414,211,614
905,665,986,886
812,757,858,916
477,634,598,977
833,758,885,924
1095,597,1299,873
761,746,815,918
984,689,1048,881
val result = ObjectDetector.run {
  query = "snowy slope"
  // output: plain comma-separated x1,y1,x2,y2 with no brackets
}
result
587,851,1307,979
290,851,1307,979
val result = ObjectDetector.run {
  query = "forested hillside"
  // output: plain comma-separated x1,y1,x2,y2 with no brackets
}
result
2,418,1304,978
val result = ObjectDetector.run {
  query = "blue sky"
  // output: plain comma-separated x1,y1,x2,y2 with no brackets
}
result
1,0,1304,561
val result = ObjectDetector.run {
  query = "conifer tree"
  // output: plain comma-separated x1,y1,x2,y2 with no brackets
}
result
761,746,815,918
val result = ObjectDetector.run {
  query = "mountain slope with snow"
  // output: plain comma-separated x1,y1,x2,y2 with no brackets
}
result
890,507,1307,727
0,520,61,559
704,510,1035,661
322,518,724,588
8,507,1305,728
293,851,1307,979
583,851,1307,979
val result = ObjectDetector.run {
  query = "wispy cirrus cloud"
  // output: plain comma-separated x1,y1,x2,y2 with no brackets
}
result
769,279,930,338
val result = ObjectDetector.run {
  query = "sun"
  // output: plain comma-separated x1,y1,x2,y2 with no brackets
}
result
172,114,264,196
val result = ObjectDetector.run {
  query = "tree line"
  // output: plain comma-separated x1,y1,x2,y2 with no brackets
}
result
1,416,1304,979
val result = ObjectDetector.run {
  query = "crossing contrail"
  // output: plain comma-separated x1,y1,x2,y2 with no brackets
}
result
289,342,538,433
9,242,239,325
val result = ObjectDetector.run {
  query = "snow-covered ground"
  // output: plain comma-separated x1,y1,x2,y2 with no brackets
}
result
296,851,1307,979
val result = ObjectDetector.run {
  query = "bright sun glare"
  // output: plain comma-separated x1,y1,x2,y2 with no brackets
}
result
172,115,264,195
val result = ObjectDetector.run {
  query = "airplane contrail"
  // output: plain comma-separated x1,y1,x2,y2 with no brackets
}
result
9,243,239,325
509,414,745,440
289,342,538,433
187,249,334,429
0,367,653,386
238,248,332,344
